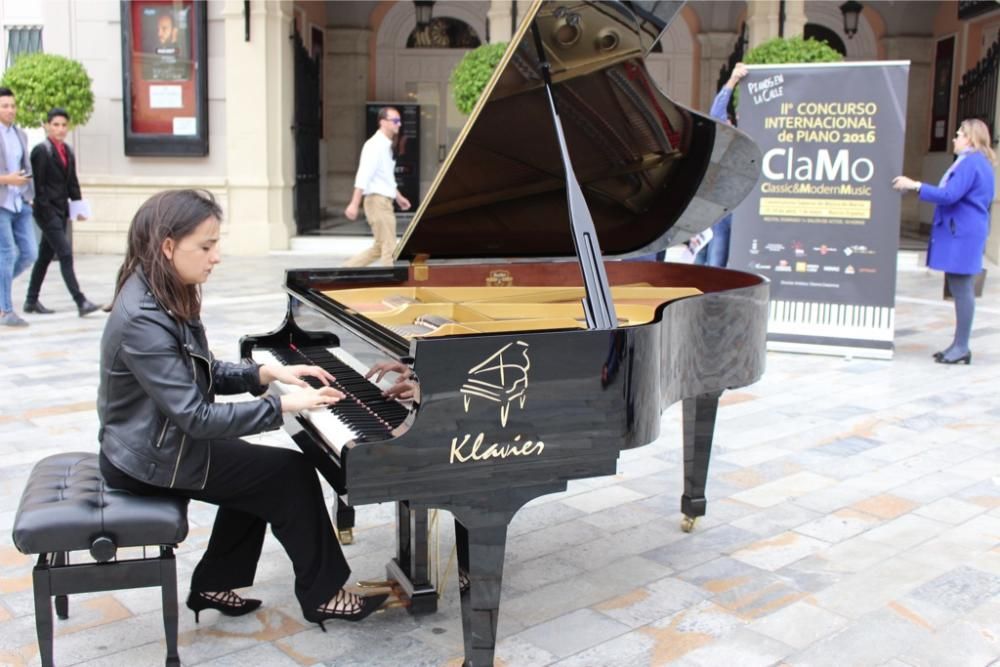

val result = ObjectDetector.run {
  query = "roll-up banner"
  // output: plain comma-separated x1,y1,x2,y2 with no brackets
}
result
730,62,910,359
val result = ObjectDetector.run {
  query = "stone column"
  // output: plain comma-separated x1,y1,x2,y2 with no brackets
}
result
327,28,371,211
746,0,805,48
746,0,780,48
883,35,934,237
783,0,807,40
222,0,295,253
696,31,738,112
488,0,513,43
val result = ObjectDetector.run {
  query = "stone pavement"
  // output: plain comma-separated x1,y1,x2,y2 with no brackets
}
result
0,250,998,667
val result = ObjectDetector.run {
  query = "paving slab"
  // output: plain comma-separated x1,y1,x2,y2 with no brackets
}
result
0,253,998,666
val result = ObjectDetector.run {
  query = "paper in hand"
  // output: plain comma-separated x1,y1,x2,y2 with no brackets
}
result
69,199,91,220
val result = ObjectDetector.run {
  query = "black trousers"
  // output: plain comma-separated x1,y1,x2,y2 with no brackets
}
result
26,216,84,305
100,439,350,613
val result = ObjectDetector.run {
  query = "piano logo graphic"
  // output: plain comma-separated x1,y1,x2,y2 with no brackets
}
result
461,341,530,427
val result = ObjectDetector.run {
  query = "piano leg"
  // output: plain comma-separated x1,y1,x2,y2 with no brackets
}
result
335,497,355,545
454,517,509,667
680,390,722,532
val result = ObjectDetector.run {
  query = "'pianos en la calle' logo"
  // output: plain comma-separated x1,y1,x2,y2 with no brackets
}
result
450,341,544,465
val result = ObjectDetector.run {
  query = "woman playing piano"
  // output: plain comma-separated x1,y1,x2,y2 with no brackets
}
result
97,189,387,629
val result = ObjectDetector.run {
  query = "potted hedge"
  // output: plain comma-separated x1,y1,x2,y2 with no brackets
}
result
450,42,507,115
0,53,94,128
729,37,842,110
744,36,844,66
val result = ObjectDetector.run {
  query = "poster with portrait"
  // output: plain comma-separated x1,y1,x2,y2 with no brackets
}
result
120,0,208,156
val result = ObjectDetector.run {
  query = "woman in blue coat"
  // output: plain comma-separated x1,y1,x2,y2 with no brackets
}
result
893,118,996,364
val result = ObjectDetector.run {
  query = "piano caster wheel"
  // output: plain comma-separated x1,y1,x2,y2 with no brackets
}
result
681,516,698,533
338,529,354,545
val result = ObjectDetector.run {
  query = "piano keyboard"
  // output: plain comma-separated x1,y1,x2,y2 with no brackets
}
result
768,300,895,341
252,345,410,453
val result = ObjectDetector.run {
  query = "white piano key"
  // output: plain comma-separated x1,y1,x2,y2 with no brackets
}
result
252,348,360,454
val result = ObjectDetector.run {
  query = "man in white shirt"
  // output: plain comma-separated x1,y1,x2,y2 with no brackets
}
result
343,107,411,267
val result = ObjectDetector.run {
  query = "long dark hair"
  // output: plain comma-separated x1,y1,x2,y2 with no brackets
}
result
115,189,222,321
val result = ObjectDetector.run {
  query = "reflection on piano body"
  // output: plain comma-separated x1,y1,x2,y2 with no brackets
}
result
242,2,767,665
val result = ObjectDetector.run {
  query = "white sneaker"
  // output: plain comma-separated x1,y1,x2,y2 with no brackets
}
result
0,312,29,327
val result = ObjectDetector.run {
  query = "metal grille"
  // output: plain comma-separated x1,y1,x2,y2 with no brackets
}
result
5,26,43,69
957,34,1000,144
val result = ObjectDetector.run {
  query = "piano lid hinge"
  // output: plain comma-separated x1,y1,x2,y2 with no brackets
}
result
412,254,430,282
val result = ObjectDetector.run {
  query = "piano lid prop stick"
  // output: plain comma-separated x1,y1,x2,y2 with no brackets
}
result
530,19,618,330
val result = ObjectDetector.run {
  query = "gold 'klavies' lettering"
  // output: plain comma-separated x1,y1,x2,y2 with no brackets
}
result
449,433,544,464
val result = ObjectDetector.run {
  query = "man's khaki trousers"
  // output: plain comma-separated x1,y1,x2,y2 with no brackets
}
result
344,194,396,267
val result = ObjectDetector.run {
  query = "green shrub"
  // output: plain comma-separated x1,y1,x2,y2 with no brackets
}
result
734,37,842,108
450,42,507,115
0,53,95,128
743,36,843,66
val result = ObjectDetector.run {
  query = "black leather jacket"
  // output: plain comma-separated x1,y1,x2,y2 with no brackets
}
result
98,270,283,490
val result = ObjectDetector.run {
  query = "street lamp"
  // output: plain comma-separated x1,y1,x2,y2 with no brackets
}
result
839,0,863,39
414,1,435,30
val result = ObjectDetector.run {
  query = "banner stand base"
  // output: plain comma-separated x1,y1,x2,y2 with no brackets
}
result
767,340,894,360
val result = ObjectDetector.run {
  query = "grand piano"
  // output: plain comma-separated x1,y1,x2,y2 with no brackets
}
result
241,1,766,664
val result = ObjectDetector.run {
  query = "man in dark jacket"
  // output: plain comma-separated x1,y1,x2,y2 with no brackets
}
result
24,108,99,316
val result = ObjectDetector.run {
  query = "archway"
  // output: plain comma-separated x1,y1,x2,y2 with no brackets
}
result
802,1,877,60
804,23,846,56
376,2,487,200
646,12,695,107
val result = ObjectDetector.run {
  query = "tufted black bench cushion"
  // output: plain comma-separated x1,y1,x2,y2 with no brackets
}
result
12,452,187,667
13,452,188,557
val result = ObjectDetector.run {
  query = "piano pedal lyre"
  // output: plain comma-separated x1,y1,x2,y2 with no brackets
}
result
338,529,354,545
355,580,409,610
681,516,698,533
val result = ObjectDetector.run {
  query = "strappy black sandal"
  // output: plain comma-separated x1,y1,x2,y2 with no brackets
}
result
186,590,262,623
303,589,388,631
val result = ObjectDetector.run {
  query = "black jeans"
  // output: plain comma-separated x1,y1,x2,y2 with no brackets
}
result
26,216,84,305
100,439,350,613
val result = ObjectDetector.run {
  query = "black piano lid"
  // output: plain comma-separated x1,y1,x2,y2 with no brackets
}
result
395,0,761,263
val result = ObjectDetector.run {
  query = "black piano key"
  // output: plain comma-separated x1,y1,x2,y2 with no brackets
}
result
262,345,410,440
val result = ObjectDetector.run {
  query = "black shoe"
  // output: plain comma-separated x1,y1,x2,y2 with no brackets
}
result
186,591,262,623
932,351,944,360
936,351,972,365
303,591,388,631
77,299,100,317
23,301,55,314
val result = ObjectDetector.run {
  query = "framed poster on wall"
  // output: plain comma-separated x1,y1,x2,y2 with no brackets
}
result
120,0,208,156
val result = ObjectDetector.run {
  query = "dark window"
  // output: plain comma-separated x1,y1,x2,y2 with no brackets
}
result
6,26,43,68
407,18,481,49
804,24,846,57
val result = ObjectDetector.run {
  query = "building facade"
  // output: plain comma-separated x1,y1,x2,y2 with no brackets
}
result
1,0,998,259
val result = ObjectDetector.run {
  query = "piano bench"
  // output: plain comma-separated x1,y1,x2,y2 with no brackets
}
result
11,452,188,667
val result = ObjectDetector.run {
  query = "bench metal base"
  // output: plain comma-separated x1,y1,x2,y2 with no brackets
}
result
32,547,180,667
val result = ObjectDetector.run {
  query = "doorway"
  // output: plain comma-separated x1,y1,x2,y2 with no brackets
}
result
376,3,486,206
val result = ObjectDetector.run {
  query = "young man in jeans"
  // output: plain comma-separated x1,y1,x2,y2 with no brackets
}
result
0,86,37,327
23,107,100,317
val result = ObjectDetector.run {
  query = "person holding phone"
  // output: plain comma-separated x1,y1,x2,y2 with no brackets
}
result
23,108,101,317
0,86,38,328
